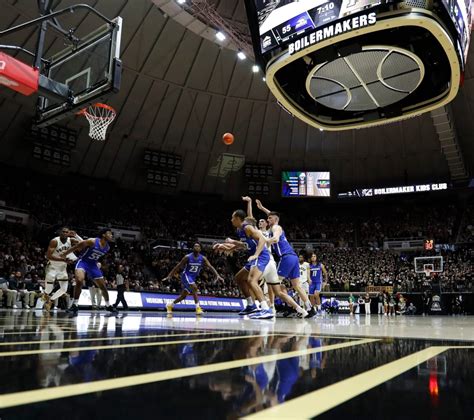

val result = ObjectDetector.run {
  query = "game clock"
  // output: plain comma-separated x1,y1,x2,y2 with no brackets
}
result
255,0,381,54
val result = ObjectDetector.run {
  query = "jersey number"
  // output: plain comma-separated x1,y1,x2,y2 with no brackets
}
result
89,251,103,261
189,266,199,273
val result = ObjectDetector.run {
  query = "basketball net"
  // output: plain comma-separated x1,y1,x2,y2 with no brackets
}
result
424,268,433,278
78,103,116,141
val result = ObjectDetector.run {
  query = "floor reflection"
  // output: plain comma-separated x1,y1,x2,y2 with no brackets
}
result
0,310,474,419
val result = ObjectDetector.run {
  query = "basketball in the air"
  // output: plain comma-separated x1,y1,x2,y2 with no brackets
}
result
222,133,234,145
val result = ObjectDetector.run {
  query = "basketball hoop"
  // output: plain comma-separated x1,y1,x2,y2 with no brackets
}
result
78,103,116,141
424,268,433,278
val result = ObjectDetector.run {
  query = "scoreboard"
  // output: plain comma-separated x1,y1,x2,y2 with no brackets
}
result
255,0,384,54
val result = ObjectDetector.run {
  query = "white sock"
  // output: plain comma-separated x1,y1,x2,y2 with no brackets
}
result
261,301,269,310
196,303,200,308
305,301,312,310
295,305,305,314
246,297,254,305
73,299,79,305
317,305,322,310
105,300,110,306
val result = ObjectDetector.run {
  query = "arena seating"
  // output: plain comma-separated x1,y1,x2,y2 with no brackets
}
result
0,170,472,306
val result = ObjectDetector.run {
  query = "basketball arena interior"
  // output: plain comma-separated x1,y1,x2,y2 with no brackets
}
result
0,0,473,418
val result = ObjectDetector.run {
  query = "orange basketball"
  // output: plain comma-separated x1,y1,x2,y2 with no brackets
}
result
222,132,234,145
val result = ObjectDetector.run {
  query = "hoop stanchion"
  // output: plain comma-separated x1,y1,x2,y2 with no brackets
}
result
78,103,116,141
0,52,39,96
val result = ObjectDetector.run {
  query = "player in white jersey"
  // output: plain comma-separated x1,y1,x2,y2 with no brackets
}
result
298,254,310,301
43,227,81,311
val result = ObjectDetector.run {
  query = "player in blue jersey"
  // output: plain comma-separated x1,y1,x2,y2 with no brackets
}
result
219,209,274,319
256,200,316,318
163,243,223,315
309,253,328,312
242,196,309,318
60,228,117,315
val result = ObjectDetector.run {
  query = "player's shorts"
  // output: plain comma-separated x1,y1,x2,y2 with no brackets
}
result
276,254,300,280
75,259,103,280
309,281,322,294
244,250,270,274
300,281,309,294
45,263,68,283
181,273,197,293
263,259,280,285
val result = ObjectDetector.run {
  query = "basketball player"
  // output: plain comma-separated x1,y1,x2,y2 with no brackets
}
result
164,243,223,315
212,239,259,315
256,200,316,318
243,196,275,308
223,209,274,319
43,227,80,312
299,254,310,305
60,228,117,315
242,197,308,317
309,253,328,312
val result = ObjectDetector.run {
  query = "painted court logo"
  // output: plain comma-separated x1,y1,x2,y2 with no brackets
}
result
288,12,377,55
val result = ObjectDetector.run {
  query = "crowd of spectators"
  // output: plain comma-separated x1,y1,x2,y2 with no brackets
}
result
359,202,457,247
0,168,467,245
0,218,472,309
312,247,472,293
458,201,474,243
0,168,473,308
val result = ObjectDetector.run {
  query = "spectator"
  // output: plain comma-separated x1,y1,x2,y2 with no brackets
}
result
348,293,356,315
364,293,371,315
406,302,416,315
377,292,384,315
6,272,19,308
17,273,37,309
383,291,389,316
0,275,7,307
389,294,396,316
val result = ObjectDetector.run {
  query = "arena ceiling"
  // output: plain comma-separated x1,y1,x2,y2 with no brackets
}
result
0,0,473,199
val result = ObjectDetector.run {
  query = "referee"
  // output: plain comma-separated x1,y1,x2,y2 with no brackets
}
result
113,265,129,310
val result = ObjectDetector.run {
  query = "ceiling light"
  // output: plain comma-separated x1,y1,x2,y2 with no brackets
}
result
252,65,259,73
177,0,186,4
262,77,266,82
237,51,246,60
216,31,226,41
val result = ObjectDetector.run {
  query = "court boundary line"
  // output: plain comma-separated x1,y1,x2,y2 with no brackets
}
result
0,330,238,346
244,346,450,419
0,338,378,408
0,333,329,357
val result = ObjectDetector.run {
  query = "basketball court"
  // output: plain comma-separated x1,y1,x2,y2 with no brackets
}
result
0,309,473,418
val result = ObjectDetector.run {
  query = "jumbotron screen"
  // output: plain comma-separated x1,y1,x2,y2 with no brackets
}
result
282,171,331,197
254,0,383,54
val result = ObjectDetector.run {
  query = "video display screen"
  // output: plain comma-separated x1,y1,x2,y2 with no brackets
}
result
282,171,331,197
253,0,384,54
441,0,472,61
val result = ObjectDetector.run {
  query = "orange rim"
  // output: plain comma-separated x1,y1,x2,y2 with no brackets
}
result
77,103,116,116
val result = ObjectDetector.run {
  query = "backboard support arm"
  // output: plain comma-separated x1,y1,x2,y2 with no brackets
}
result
0,4,114,38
